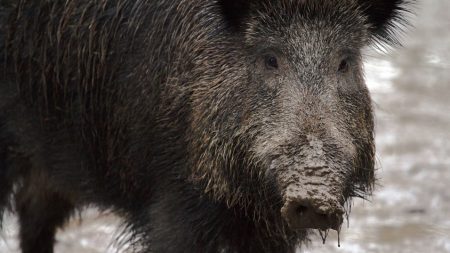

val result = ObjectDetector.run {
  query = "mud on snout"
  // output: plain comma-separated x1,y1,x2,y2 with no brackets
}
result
279,168,345,231
262,134,362,232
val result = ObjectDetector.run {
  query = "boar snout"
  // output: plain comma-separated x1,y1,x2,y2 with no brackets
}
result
277,164,346,231
280,189,344,231
263,135,351,231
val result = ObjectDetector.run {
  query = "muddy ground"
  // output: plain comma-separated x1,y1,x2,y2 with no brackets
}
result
1,1,449,252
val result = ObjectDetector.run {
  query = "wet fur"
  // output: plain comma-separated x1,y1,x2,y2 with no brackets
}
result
0,0,411,252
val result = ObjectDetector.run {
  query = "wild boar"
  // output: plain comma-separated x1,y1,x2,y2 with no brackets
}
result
0,0,411,252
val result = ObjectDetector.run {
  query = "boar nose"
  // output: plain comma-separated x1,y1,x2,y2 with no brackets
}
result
281,196,344,231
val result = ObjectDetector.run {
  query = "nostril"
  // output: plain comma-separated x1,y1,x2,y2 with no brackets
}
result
282,199,344,231
296,205,308,215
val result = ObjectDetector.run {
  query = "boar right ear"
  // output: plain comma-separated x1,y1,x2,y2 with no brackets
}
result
357,0,413,44
218,0,252,30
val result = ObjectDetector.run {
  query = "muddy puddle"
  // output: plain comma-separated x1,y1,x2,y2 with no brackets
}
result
1,1,450,252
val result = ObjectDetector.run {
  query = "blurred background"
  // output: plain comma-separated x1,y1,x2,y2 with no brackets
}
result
1,0,449,252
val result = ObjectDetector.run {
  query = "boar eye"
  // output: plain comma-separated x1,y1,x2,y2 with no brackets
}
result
338,58,350,73
264,55,279,70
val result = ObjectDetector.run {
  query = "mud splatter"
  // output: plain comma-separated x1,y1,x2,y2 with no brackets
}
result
337,225,341,247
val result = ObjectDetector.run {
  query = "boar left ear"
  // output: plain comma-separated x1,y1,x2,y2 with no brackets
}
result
218,0,253,30
357,0,413,43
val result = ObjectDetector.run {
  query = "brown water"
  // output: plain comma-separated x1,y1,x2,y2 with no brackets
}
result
1,1,450,252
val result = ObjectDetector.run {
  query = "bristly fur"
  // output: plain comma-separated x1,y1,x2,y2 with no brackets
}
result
219,0,414,46
357,0,414,46
0,0,412,252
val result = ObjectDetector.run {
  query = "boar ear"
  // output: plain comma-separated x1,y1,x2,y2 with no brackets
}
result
218,0,252,30
358,0,413,44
